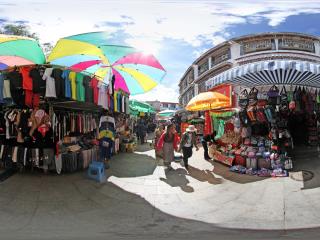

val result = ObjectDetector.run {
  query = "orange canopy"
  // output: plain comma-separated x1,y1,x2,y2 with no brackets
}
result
186,91,230,111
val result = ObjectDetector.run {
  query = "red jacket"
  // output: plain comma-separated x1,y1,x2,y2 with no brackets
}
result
157,132,180,151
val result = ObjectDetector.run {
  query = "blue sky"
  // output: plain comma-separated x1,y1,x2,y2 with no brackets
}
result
1,0,320,102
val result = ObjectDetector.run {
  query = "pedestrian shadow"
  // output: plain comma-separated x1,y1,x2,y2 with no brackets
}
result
160,168,194,193
187,165,223,185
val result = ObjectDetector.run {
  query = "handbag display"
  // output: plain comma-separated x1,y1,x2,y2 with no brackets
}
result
248,87,258,106
239,89,249,108
267,85,280,105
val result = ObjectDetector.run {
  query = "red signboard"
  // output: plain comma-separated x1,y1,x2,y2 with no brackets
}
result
208,84,235,108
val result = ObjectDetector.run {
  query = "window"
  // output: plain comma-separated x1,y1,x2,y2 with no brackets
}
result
241,39,275,55
278,38,315,53
198,61,209,75
212,49,231,66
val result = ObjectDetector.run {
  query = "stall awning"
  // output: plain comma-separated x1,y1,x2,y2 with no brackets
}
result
206,60,320,89
129,100,155,115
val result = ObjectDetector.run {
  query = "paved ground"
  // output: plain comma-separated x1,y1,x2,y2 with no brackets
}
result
0,141,320,239
108,142,320,230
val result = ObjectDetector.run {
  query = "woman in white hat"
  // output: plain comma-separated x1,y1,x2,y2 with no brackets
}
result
179,125,199,170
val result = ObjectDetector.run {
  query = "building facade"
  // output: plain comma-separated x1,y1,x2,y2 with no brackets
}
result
178,32,320,106
146,100,180,112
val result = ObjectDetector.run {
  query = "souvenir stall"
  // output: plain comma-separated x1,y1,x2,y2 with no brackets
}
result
206,85,294,177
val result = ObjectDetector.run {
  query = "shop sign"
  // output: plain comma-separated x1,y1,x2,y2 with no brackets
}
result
208,84,235,108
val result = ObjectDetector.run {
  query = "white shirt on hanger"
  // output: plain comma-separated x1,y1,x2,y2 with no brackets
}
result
43,68,57,98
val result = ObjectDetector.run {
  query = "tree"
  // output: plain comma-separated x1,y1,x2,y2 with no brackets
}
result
0,23,39,40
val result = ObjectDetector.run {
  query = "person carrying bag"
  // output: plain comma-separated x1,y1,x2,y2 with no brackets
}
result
179,125,199,170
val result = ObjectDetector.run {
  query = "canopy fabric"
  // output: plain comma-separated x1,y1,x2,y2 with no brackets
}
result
186,91,230,111
0,34,45,70
209,111,235,118
48,32,166,95
206,60,320,89
129,99,155,114
158,109,176,117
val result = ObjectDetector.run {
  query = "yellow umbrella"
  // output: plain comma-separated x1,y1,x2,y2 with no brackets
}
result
186,91,230,111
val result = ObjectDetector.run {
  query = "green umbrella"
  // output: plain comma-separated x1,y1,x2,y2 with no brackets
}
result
129,100,155,115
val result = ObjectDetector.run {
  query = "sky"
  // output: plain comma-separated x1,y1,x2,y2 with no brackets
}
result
1,0,320,102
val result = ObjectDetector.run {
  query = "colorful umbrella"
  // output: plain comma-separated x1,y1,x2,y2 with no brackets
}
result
186,91,230,111
0,34,45,70
47,32,166,95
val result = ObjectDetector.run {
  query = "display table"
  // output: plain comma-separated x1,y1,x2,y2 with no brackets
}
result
213,151,234,166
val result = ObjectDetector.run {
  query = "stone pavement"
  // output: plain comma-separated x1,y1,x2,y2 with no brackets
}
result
0,143,320,239
108,143,320,230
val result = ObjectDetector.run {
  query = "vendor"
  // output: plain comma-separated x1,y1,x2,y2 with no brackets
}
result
201,131,216,161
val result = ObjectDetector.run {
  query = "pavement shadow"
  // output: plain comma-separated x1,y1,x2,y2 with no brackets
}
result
187,165,223,185
160,168,194,193
108,152,156,178
135,142,155,153
210,161,268,184
289,146,320,190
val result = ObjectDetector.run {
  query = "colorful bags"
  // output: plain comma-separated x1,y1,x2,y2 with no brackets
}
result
239,89,249,108
247,106,256,122
248,87,258,106
267,85,280,105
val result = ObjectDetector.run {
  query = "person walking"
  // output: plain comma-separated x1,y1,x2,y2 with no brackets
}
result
179,125,199,170
157,123,179,170
137,120,147,144
154,124,164,158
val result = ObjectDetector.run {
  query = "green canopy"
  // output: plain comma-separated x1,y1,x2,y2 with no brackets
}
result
129,100,155,115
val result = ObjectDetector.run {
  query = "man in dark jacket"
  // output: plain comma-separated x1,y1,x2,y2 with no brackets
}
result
201,131,216,160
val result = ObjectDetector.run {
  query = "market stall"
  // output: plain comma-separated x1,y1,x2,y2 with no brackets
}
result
0,32,166,175
203,57,320,177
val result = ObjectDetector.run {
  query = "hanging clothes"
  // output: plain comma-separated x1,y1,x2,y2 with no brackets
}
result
20,66,33,91
122,95,125,113
7,70,24,106
76,73,85,102
114,91,118,112
52,68,65,99
98,82,108,109
91,77,99,105
83,75,94,103
214,118,225,140
125,96,130,114
0,73,4,103
43,68,57,98
29,68,45,96
117,92,122,112
3,76,12,100
62,70,71,99
69,71,77,100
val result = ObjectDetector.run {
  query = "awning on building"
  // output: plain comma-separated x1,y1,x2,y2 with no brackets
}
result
206,60,320,89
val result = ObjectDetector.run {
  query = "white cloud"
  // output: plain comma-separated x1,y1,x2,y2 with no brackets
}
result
1,0,320,102
131,84,179,103
1,0,319,48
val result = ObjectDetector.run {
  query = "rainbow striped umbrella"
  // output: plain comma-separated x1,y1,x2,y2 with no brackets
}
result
0,34,45,70
48,32,166,95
